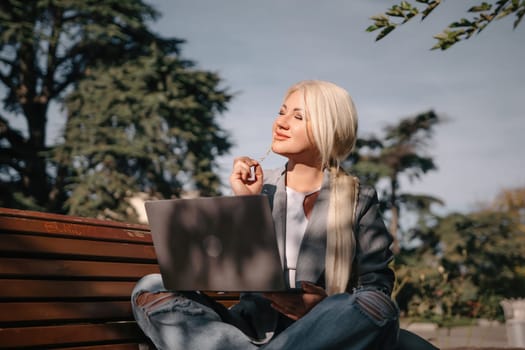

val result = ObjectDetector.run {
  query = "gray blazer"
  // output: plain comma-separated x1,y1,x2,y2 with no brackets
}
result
230,166,395,340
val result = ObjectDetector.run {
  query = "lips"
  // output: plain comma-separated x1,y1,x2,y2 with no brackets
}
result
274,131,290,141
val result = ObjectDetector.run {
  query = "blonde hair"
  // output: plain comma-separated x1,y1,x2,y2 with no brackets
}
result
285,80,360,295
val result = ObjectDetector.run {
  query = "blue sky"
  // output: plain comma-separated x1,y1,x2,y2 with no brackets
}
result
145,0,525,214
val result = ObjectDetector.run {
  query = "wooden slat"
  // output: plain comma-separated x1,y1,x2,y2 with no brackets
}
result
0,301,133,323
0,215,152,243
0,322,144,348
0,233,156,260
0,279,137,299
0,257,159,279
0,207,149,231
0,279,238,306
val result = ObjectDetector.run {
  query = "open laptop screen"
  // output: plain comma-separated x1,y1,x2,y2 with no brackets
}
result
145,195,290,292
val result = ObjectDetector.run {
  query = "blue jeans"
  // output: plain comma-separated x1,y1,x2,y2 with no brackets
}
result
131,274,399,350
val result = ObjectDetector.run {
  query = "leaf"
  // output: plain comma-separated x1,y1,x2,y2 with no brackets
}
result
514,8,525,28
376,25,397,41
386,8,407,18
366,24,379,32
370,14,387,21
450,18,475,28
421,0,442,20
469,2,493,12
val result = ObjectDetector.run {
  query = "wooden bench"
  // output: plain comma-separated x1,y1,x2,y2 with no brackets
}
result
0,207,451,350
0,207,239,350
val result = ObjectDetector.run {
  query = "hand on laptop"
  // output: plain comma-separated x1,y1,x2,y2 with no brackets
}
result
230,157,264,195
263,281,327,320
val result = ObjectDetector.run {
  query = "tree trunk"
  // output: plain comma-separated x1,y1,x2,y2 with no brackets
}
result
22,101,50,207
17,36,51,208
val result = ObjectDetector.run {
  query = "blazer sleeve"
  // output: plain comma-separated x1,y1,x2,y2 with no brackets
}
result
354,186,395,294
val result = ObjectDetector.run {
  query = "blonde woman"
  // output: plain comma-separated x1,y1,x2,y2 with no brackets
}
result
132,80,400,349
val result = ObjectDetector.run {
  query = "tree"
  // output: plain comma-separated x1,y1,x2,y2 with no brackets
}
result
53,48,232,221
489,186,525,224
395,185,525,322
480,186,525,279
419,210,524,321
367,0,525,50
0,0,180,211
349,110,443,253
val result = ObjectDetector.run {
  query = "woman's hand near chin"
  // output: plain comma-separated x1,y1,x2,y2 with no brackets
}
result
229,157,264,195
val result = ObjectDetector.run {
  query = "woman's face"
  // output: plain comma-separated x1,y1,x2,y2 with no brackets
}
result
271,90,319,164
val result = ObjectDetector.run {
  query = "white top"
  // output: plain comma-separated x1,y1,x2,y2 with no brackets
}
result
285,186,319,287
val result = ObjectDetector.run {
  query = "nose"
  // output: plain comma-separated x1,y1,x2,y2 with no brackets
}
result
275,113,290,129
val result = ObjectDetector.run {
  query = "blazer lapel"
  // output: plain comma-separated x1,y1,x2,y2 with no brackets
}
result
295,171,330,286
262,167,287,268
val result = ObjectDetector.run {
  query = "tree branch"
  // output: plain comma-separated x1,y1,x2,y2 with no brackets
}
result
0,56,15,67
0,71,15,91
0,147,28,175
0,114,29,152
44,5,63,102
368,0,524,50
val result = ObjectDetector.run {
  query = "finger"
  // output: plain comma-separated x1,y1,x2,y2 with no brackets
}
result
232,158,259,181
253,163,263,177
231,163,251,182
232,157,258,168
247,164,264,183
269,302,300,321
264,293,297,310
301,281,327,296
263,293,291,305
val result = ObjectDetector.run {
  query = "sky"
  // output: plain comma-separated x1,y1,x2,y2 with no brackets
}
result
143,0,525,214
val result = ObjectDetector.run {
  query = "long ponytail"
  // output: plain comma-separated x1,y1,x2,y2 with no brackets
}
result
325,165,360,295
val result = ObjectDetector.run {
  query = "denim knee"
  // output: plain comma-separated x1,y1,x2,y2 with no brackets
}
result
130,274,256,350
353,288,399,327
131,273,166,305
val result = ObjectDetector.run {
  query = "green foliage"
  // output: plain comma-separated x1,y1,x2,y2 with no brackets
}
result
350,113,524,322
349,110,443,253
442,212,525,297
54,48,232,221
395,207,525,321
0,0,231,219
352,110,440,186
0,0,181,210
367,0,525,50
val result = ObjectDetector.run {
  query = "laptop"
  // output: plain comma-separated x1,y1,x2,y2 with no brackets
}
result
145,195,296,292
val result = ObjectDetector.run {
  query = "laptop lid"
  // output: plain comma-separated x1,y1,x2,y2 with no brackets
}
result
144,195,289,292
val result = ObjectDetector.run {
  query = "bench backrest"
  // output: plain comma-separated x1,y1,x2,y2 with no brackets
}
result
0,208,239,350
0,207,160,349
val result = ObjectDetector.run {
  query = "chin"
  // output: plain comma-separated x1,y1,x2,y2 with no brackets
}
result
271,145,287,157
270,144,280,154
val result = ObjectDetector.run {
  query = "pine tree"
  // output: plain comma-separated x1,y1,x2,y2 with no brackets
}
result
349,111,443,253
54,49,232,221
0,0,182,211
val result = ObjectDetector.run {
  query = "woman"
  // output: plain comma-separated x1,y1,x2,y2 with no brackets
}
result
132,80,400,349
